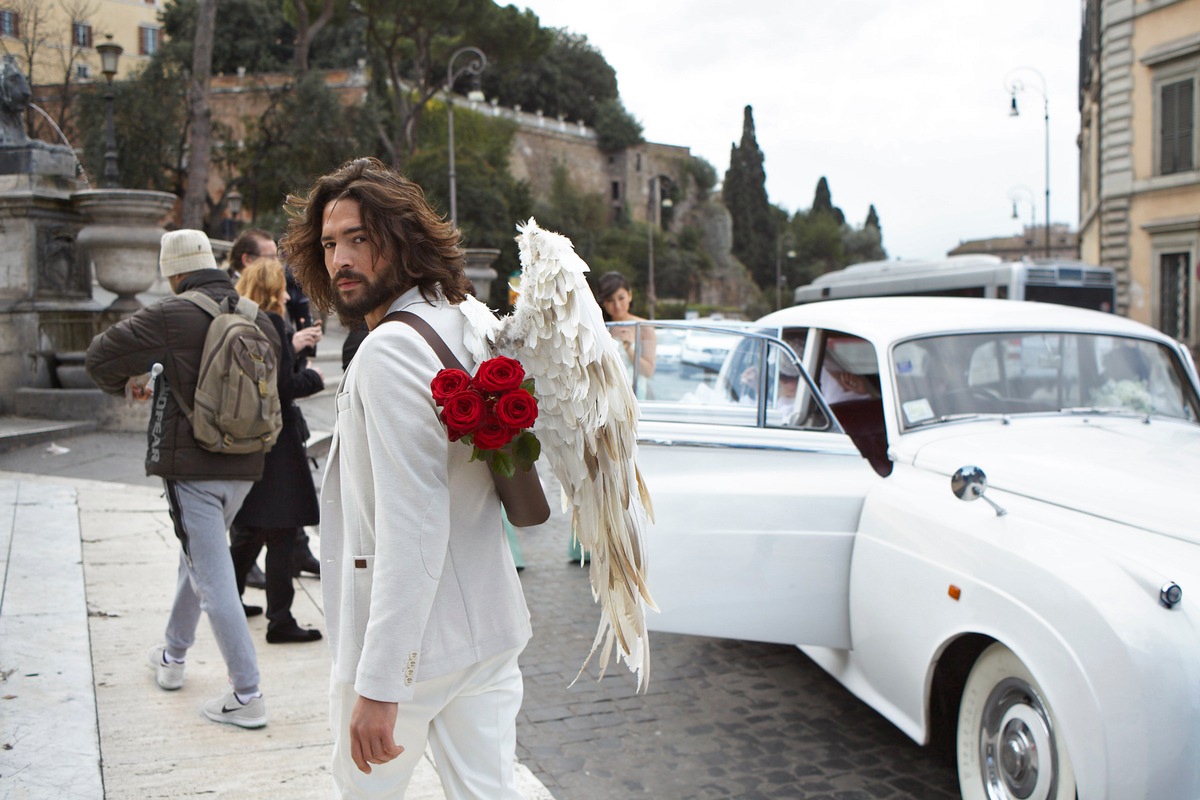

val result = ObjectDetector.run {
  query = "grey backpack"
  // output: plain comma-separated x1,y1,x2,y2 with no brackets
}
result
173,291,282,455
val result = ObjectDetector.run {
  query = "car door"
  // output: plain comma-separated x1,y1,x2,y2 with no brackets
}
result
628,323,878,650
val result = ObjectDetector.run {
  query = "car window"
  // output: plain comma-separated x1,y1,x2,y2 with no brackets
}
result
894,332,1200,428
818,333,882,404
814,332,891,476
624,324,830,431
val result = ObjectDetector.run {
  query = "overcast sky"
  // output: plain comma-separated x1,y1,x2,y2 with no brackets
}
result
517,0,1084,262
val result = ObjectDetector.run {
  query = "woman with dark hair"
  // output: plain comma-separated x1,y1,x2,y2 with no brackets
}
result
229,257,325,644
595,271,656,383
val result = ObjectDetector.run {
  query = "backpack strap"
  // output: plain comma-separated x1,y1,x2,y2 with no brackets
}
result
169,291,223,420
169,291,262,421
233,295,261,320
179,290,223,318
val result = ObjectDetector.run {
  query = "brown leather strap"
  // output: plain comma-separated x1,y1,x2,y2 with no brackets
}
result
382,310,465,372
381,308,550,527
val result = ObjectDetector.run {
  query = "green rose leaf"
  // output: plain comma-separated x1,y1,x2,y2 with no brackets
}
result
512,431,541,470
490,448,516,478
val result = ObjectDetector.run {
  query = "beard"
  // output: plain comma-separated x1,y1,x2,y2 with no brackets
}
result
330,267,397,325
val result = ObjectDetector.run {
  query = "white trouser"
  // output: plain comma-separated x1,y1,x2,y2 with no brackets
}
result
329,646,525,799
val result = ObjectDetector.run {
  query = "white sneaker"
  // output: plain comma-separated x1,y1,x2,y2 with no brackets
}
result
147,645,184,691
203,689,267,729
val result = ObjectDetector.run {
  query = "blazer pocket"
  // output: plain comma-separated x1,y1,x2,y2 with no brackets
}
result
351,554,373,650
336,390,352,414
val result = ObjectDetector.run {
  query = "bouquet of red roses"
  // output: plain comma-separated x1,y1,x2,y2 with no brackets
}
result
431,355,541,478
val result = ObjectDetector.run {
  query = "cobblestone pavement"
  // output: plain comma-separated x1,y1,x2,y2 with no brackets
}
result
514,526,961,800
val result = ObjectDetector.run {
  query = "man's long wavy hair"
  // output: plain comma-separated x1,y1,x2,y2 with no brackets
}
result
281,157,470,317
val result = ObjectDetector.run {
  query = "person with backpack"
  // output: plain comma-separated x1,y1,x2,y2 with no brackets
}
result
228,256,325,644
85,229,283,729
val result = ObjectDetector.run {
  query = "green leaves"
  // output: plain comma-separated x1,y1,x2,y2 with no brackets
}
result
512,431,541,470
488,448,515,479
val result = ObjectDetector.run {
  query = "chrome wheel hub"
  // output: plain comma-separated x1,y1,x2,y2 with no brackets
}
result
979,678,1058,800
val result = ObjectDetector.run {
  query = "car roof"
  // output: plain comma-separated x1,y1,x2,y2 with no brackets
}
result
756,297,1169,346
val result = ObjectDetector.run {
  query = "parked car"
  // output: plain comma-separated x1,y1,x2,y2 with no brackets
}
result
629,297,1200,799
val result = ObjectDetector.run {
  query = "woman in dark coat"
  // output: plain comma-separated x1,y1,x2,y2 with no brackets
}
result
230,257,325,643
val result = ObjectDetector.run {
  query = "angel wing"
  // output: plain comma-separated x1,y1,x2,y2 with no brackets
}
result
458,218,656,691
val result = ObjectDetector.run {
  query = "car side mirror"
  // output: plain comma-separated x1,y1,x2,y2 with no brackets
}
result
951,466,1007,517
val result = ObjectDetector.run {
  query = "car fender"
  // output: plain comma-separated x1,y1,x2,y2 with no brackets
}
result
834,465,1200,799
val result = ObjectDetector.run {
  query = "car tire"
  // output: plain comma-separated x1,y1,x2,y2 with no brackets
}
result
956,642,1077,800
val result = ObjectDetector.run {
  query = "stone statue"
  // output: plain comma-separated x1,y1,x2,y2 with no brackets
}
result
0,54,31,146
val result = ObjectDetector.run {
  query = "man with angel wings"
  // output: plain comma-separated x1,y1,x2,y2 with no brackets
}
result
284,157,653,798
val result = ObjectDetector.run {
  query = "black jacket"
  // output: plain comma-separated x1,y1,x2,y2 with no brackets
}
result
234,312,323,528
84,270,282,481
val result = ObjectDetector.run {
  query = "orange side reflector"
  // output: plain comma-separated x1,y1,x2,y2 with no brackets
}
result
948,585,962,601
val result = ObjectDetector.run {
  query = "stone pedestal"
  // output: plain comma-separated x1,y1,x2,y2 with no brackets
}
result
0,166,93,413
74,189,176,312
464,248,501,299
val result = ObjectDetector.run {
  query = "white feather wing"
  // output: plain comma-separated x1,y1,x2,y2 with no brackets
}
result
459,218,656,690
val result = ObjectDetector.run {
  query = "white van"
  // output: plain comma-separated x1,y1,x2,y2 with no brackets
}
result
794,255,1116,312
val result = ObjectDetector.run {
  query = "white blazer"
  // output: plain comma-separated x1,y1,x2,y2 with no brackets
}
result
321,288,531,703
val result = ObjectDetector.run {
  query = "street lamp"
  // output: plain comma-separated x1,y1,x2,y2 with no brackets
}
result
223,188,243,240
775,235,796,310
1006,67,1050,258
1008,185,1036,246
445,46,487,231
646,175,671,320
96,34,123,188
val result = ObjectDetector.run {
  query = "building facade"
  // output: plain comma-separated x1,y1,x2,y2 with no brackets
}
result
0,0,161,86
1078,0,1200,355
948,224,1080,262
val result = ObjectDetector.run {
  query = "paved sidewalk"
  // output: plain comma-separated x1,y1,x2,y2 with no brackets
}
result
0,467,553,797
0,316,559,798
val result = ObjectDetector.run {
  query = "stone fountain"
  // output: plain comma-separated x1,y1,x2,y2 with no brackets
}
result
0,55,174,426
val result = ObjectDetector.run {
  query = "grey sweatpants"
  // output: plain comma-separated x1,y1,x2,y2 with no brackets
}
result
162,478,260,695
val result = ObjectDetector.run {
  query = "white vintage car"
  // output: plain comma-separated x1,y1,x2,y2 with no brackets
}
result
623,297,1200,800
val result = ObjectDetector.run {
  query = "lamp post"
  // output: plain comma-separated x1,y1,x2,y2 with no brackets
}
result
1008,186,1036,250
1006,67,1050,258
646,175,672,320
96,35,123,188
775,235,796,310
223,188,243,240
445,46,487,231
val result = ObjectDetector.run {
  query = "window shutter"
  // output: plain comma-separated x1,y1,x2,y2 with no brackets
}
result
139,27,146,55
1162,79,1195,175
1162,82,1179,174
1179,80,1194,172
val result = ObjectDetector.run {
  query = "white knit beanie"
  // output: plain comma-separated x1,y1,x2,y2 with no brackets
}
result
159,229,217,277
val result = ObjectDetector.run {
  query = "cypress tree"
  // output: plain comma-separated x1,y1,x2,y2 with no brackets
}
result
811,177,845,226
865,204,881,233
722,105,777,289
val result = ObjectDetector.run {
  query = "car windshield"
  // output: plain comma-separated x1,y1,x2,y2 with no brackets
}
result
893,332,1200,429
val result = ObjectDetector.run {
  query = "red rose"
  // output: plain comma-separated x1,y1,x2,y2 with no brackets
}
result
494,389,538,430
439,389,485,441
472,412,518,450
431,368,471,405
472,356,525,393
